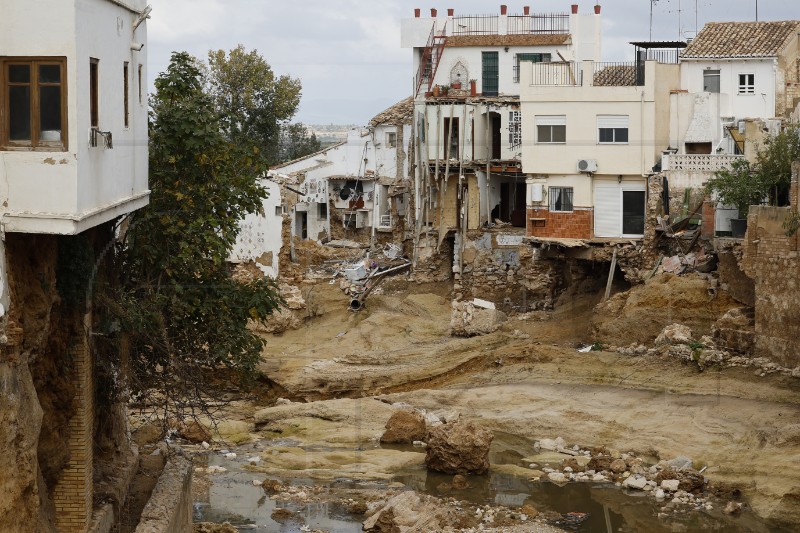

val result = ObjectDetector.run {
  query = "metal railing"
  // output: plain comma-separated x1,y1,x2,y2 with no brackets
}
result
663,154,744,172
453,15,498,35
592,62,644,86
527,62,582,86
507,13,569,34
641,48,681,64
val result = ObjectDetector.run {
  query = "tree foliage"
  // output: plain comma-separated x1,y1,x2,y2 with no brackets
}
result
117,52,282,417
207,45,302,165
706,124,800,218
279,123,321,162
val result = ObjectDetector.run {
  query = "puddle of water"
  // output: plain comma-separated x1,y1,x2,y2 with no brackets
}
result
193,453,365,532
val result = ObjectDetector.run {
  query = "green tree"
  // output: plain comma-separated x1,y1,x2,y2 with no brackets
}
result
279,123,321,162
706,124,800,217
118,52,281,418
207,45,302,165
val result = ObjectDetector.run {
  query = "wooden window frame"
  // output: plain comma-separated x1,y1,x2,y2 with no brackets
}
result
738,73,755,95
1,57,68,151
90,58,99,128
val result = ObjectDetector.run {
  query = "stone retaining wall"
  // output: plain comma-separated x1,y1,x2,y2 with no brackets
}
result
134,455,193,533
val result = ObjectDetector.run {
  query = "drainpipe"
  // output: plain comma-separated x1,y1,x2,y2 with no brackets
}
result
641,89,646,177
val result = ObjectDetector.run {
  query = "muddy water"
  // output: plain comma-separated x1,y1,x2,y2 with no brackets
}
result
196,438,785,533
193,453,365,531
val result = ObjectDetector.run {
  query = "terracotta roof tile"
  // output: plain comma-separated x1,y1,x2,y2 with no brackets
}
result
682,21,800,58
369,97,414,127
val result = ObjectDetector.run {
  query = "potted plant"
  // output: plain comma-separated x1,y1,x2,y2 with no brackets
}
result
704,158,765,237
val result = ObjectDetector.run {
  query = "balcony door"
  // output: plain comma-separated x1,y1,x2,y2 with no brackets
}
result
482,52,498,96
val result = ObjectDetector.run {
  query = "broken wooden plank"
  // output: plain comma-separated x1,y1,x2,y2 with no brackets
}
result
603,247,618,301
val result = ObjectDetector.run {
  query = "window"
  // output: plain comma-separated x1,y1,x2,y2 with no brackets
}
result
90,58,99,128
508,111,521,148
535,115,566,144
514,53,551,83
738,73,755,94
2,58,67,150
138,64,143,104
123,62,129,128
703,69,720,93
443,117,459,158
386,131,397,148
482,51,499,97
318,202,328,219
597,115,629,144
549,187,573,212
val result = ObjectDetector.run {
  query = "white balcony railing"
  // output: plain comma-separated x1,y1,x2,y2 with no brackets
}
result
663,154,744,172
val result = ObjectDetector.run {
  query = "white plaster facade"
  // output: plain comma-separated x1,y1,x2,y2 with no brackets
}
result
0,0,150,235
520,60,680,238
233,119,413,277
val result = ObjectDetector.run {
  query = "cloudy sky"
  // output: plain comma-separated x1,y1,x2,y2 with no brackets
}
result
147,0,798,125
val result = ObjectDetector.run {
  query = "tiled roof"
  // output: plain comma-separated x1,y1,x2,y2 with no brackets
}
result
682,21,800,58
369,97,414,127
445,34,570,47
593,65,636,86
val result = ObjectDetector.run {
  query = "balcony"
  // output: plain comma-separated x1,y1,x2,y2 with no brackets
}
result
451,12,569,36
526,62,582,86
662,154,745,172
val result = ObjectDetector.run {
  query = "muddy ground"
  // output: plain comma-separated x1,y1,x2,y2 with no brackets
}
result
180,273,800,531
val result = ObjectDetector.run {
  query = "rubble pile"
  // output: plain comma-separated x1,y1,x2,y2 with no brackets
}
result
450,299,508,337
615,323,800,378
527,437,729,516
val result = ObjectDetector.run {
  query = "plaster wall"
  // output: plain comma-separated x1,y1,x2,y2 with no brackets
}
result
0,0,149,235
680,59,777,119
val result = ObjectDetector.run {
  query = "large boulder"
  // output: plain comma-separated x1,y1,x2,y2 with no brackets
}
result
425,421,493,474
654,323,694,346
380,410,426,444
450,300,507,337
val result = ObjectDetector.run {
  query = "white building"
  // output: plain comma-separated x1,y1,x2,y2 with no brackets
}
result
0,0,150,236
231,98,413,277
0,2,150,531
520,47,681,240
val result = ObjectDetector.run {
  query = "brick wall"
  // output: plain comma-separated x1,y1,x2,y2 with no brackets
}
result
701,200,716,239
54,328,94,532
526,207,593,240
740,162,800,368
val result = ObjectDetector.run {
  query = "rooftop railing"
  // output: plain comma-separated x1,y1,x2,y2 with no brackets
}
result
452,14,498,35
507,13,570,34
527,62,582,86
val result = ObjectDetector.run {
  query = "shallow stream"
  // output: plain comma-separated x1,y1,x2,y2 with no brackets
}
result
193,437,786,533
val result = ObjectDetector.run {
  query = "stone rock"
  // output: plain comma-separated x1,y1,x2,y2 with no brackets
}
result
661,479,680,492
548,472,568,484
610,459,627,473
655,489,666,500
587,455,614,472
178,420,211,443
678,470,705,493
450,300,507,337
666,455,693,471
538,437,566,451
362,491,451,532
381,410,426,444
133,421,163,447
452,475,469,490
623,475,648,490
425,421,493,474
655,323,693,346
520,504,539,518
724,501,743,515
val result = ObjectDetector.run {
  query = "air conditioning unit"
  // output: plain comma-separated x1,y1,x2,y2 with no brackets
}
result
577,159,598,173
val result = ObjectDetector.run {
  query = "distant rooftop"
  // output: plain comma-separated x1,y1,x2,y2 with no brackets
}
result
682,21,800,58
369,97,413,128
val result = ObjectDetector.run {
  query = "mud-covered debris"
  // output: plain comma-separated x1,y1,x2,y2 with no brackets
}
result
380,409,426,444
425,421,493,475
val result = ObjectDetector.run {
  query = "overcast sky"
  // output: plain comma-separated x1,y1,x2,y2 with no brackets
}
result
147,0,798,125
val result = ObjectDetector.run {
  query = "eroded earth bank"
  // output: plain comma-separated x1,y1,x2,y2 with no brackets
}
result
139,271,800,532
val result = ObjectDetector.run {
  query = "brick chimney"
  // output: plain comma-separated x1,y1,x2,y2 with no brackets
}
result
448,8,454,16
571,4,579,14
414,8,421,17
594,4,602,14
500,5,508,15
523,6,530,15
431,8,437,17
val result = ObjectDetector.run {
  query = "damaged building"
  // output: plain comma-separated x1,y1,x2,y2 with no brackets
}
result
231,98,414,278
